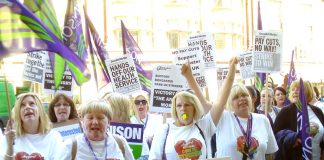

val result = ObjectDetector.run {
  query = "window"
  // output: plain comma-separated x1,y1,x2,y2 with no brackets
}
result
167,32,180,49
116,30,139,48
214,33,225,50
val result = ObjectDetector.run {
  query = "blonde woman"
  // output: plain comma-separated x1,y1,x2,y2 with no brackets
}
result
0,93,67,160
274,80,324,159
257,87,280,122
103,92,135,160
131,92,163,136
64,99,130,159
104,92,131,123
149,57,239,159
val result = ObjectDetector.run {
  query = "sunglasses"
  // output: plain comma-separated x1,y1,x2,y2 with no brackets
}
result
135,100,147,105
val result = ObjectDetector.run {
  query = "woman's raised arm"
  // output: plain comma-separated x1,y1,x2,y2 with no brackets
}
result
210,57,238,125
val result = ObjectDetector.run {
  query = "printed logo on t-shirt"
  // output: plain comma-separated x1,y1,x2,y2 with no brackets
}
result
309,121,319,137
236,136,259,158
174,138,202,160
15,152,44,160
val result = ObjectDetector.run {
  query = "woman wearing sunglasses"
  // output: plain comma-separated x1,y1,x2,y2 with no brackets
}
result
131,91,163,157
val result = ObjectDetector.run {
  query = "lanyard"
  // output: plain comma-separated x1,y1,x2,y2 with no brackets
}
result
234,114,253,151
141,114,149,130
84,133,108,160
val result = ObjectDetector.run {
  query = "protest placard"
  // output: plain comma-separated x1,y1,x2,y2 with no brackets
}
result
173,46,206,88
187,32,217,69
106,54,141,95
217,67,229,89
42,53,74,96
109,122,144,159
253,31,282,73
238,52,254,79
23,51,47,83
52,119,82,140
150,65,186,113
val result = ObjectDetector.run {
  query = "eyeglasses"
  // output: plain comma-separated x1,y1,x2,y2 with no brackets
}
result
233,93,249,100
54,103,70,108
134,100,147,105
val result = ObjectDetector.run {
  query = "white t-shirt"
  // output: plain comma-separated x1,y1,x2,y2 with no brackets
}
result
314,101,324,113
64,133,124,160
131,113,163,156
258,106,279,122
113,134,135,160
149,112,216,160
215,111,278,160
0,130,68,160
131,113,163,139
306,107,324,160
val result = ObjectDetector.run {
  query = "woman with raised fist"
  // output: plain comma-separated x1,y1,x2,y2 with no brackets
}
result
149,57,240,159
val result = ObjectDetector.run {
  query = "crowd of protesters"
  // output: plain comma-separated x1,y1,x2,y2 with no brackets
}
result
1,56,324,160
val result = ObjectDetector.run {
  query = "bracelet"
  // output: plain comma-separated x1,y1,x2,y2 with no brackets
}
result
5,153,15,158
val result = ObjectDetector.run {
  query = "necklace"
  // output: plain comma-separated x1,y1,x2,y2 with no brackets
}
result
234,113,253,160
84,133,108,160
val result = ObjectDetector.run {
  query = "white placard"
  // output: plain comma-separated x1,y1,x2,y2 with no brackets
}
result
238,52,254,79
105,54,141,95
253,30,282,73
216,67,229,89
22,51,47,83
150,65,186,113
42,53,74,96
173,46,206,88
187,32,217,69
52,119,82,140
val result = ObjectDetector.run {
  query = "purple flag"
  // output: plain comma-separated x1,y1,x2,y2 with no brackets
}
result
0,0,90,85
121,21,151,94
284,50,297,105
84,8,110,90
296,79,312,159
63,0,87,61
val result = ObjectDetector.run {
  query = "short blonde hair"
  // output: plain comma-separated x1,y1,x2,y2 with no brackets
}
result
289,80,314,103
80,99,112,121
226,84,253,112
104,93,131,123
12,93,51,137
171,91,204,122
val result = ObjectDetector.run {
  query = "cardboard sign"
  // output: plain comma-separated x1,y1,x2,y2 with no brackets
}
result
173,46,206,88
106,54,141,95
253,31,282,73
238,52,254,79
23,51,47,83
42,53,74,96
187,32,217,69
109,122,144,159
52,119,82,140
150,65,186,113
216,67,229,89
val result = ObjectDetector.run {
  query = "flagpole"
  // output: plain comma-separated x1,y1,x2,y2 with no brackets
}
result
0,60,12,120
264,73,269,116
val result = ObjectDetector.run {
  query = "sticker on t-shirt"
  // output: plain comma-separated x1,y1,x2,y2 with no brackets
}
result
15,152,44,160
174,138,202,159
309,121,319,137
236,136,259,158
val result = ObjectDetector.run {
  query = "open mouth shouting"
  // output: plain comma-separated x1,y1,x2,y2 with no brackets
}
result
24,111,35,118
